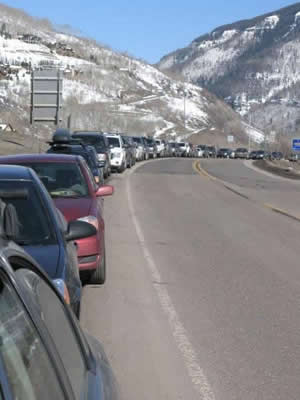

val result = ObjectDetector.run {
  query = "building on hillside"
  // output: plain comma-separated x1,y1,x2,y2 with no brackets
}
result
0,123,15,133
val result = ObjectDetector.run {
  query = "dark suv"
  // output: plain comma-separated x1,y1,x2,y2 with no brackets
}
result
47,129,103,184
72,131,111,179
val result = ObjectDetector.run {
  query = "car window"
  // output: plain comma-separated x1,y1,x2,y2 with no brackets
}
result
0,273,65,400
25,162,89,198
28,273,87,400
0,180,55,246
107,137,120,148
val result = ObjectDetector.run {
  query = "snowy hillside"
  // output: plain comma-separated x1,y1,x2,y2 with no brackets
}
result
0,2,255,149
158,2,300,138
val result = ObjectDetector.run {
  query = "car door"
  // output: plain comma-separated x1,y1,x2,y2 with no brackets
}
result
0,268,68,400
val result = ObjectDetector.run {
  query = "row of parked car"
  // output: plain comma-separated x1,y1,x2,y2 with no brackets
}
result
0,128,120,399
194,145,285,161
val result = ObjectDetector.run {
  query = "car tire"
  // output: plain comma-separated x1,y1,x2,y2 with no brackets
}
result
89,247,106,285
118,161,125,173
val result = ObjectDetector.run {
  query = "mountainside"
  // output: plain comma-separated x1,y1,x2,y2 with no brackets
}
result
158,2,300,139
0,3,263,154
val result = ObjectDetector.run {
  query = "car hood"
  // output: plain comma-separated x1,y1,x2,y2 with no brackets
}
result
54,198,92,222
24,244,60,279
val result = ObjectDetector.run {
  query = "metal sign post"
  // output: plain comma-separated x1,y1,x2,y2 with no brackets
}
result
30,69,63,125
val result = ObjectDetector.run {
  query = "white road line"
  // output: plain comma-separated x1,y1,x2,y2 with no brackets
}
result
126,174,215,400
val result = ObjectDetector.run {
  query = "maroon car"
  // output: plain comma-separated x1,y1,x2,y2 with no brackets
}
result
0,154,113,284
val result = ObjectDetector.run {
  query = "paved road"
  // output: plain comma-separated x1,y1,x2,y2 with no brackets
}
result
81,158,300,400
201,159,300,217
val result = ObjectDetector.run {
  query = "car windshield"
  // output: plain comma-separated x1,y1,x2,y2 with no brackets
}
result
237,148,247,152
73,134,106,151
220,148,229,151
133,137,142,144
107,137,120,148
0,180,54,245
146,139,154,145
24,162,89,198
179,143,185,147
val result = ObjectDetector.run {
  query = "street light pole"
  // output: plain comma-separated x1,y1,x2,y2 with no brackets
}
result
248,113,251,153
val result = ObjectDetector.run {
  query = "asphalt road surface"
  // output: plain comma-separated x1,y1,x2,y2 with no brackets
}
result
81,158,300,400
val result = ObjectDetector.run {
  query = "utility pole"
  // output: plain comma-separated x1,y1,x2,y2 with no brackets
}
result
183,83,187,129
248,113,251,152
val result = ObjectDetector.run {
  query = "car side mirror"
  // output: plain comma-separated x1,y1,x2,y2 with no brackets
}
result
96,185,114,197
65,220,96,242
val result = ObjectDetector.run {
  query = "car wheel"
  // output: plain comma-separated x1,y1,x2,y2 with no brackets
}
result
89,247,106,285
118,161,125,173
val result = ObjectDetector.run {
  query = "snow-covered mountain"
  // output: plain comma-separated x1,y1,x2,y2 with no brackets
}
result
0,2,260,152
158,2,300,139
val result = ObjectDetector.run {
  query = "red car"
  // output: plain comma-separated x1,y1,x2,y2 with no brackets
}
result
0,154,113,284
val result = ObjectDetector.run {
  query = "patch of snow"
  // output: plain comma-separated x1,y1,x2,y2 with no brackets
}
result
242,122,264,143
63,79,107,104
263,15,280,29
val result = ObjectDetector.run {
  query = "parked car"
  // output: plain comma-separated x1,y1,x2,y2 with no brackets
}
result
145,137,158,158
105,133,128,172
235,148,249,159
0,154,114,285
229,149,235,159
72,131,111,179
217,148,232,158
168,142,179,157
177,142,189,157
141,137,150,160
206,146,217,158
271,151,284,160
155,139,165,157
122,135,136,167
288,153,299,162
47,129,103,184
132,136,146,161
164,142,173,157
249,150,258,159
0,236,119,400
0,164,96,316
255,150,268,160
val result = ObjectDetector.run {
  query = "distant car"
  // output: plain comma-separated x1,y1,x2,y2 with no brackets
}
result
0,164,96,316
255,150,268,160
0,154,114,285
145,137,158,158
105,133,128,172
288,153,299,162
72,131,111,179
132,136,145,161
235,148,249,159
271,151,284,160
206,146,217,158
249,150,258,159
169,142,181,157
155,139,165,157
177,142,189,157
217,148,232,158
0,238,119,400
122,135,136,167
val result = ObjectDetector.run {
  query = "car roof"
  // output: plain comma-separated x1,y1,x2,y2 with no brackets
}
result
0,164,33,180
73,131,104,136
0,153,81,164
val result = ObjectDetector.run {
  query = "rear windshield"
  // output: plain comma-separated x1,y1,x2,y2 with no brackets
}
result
24,162,89,198
73,134,106,151
107,137,120,148
133,137,142,144
0,180,55,245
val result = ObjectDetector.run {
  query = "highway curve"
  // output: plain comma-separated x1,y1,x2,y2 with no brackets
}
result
81,158,300,400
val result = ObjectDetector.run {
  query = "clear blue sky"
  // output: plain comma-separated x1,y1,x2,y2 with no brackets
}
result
2,0,297,63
